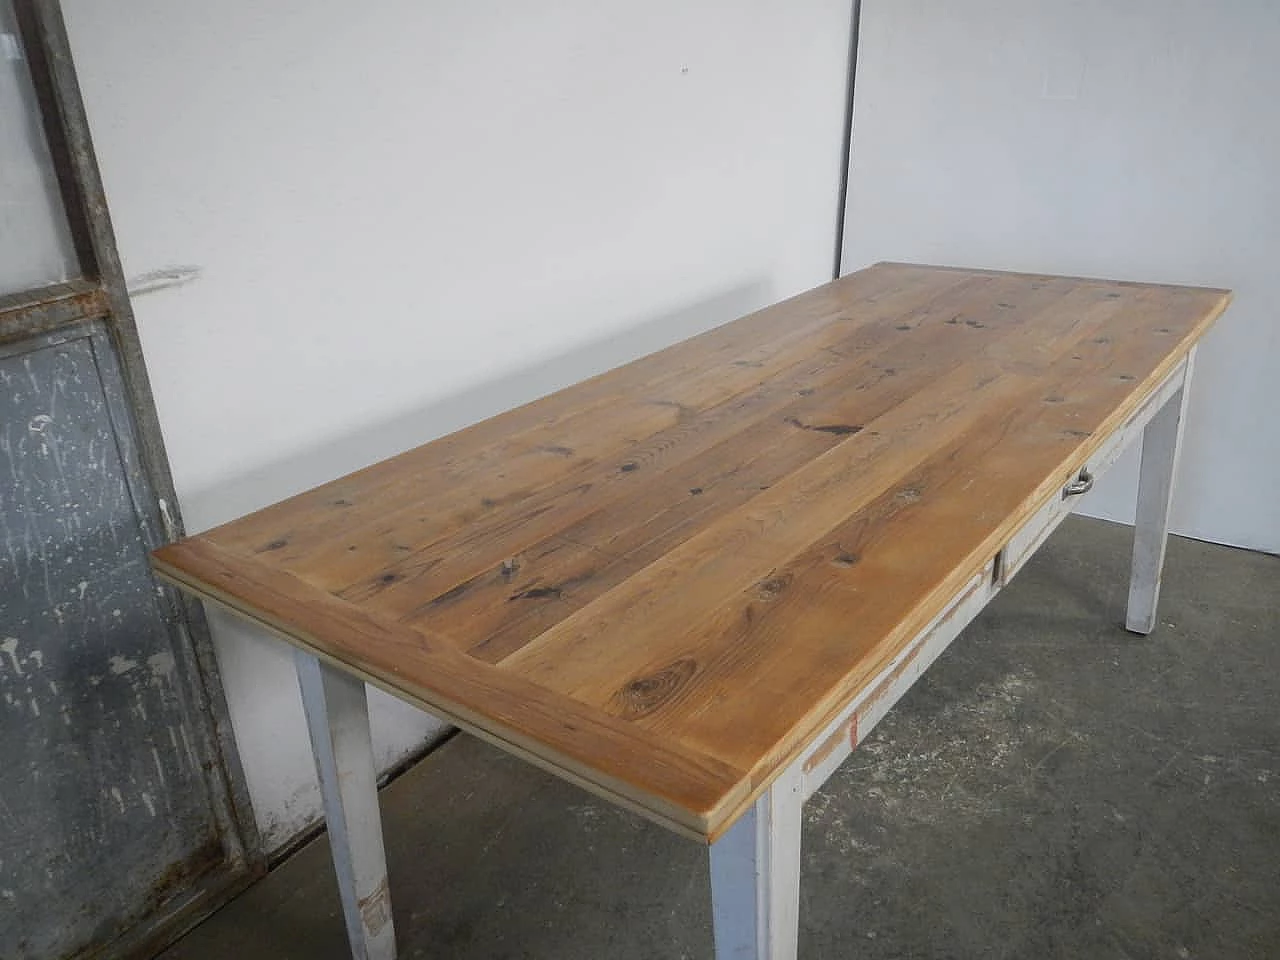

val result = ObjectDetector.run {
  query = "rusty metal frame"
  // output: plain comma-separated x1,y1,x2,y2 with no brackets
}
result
0,279,108,344
4,2,265,956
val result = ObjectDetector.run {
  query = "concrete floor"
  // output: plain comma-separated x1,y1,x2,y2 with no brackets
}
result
161,516,1280,960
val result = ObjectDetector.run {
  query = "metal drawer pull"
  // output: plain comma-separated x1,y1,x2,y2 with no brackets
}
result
1062,468,1095,499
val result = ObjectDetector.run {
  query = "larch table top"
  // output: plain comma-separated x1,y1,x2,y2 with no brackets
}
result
152,263,1229,841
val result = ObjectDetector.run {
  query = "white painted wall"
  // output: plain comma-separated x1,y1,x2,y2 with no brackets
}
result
0,7,76,294
61,0,854,849
843,0,1280,554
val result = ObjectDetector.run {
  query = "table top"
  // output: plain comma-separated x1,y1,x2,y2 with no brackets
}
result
152,263,1229,841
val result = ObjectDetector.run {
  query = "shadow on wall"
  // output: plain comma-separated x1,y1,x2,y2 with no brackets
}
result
177,280,774,534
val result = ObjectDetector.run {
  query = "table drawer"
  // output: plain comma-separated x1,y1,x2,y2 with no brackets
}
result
1000,482,1075,585
998,359,1188,585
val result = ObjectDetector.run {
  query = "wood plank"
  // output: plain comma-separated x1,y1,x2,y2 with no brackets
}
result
446,280,1147,660
356,270,1073,641
207,264,967,566
495,280,1167,697
498,363,1039,690
267,269,998,594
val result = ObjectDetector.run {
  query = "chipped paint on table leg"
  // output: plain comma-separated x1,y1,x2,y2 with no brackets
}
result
1127,349,1196,635
296,651,396,960
709,765,804,960
800,564,995,802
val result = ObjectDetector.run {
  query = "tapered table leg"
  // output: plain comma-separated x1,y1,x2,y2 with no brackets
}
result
296,650,397,960
708,770,805,960
1127,351,1197,634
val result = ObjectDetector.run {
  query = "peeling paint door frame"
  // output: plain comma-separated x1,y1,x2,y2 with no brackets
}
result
1,1,264,956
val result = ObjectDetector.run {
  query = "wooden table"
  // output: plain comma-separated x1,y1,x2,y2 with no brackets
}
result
152,263,1230,959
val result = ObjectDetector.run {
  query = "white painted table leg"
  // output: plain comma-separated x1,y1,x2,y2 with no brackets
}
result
1126,351,1196,635
296,650,397,960
708,769,804,960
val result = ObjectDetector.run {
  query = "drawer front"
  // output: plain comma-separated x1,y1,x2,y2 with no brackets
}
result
998,358,1188,585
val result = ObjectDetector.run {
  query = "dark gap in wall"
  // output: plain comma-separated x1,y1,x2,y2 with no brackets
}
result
831,0,864,281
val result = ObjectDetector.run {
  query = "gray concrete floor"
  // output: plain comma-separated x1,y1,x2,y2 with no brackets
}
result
161,516,1279,959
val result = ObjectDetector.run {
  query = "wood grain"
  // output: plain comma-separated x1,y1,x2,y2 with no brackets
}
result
151,264,1230,841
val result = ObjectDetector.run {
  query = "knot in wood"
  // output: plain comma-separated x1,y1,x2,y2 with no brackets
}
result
755,573,791,600
615,658,698,718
